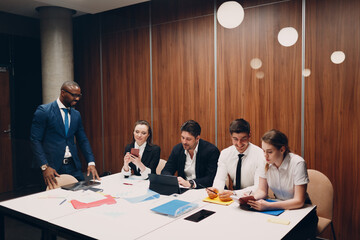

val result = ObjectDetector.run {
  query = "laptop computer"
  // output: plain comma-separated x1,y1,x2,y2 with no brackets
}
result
61,180,101,191
148,174,189,195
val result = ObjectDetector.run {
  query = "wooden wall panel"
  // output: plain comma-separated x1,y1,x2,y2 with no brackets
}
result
101,25,151,172
101,2,149,34
73,15,104,174
152,14,215,159
217,0,302,153
0,70,13,192
305,0,360,239
73,1,360,238
151,0,213,25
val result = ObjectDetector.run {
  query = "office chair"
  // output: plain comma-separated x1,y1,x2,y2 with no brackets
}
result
307,169,336,240
45,174,78,191
156,159,167,175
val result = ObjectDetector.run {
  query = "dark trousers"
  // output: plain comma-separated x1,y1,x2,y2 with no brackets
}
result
57,160,85,181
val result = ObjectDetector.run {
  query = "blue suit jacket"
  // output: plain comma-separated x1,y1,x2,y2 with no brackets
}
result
30,100,95,171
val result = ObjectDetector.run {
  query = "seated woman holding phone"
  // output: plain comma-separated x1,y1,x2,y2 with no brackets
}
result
121,120,160,179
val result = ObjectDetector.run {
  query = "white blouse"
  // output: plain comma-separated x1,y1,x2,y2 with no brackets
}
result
259,153,309,200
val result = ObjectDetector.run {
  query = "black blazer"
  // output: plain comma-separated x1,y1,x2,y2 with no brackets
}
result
124,143,160,175
161,139,220,188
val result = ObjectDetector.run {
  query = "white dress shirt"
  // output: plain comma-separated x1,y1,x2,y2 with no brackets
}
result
184,142,199,181
121,142,151,179
212,143,265,194
57,98,72,158
56,98,95,166
259,153,309,200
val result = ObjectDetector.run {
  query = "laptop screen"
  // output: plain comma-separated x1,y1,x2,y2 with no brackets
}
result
148,174,188,195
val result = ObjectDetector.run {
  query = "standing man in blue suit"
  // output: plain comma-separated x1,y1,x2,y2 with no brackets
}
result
31,81,100,189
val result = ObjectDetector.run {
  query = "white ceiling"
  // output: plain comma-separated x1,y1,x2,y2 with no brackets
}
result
0,0,149,18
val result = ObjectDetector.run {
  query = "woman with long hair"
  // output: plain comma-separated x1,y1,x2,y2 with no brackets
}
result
121,120,160,179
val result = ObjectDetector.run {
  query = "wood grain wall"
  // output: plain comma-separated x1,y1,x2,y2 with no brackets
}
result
73,15,103,174
217,0,302,152
152,0,215,159
305,0,360,239
101,3,151,171
73,0,360,238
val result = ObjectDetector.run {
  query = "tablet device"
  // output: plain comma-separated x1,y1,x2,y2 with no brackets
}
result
184,209,215,222
148,174,189,195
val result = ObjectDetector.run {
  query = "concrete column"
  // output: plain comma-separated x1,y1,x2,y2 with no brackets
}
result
37,7,75,104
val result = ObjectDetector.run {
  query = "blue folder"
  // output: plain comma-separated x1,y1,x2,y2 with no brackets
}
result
151,199,198,217
252,199,285,216
123,189,160,203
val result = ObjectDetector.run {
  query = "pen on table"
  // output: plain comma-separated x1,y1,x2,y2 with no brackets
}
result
123,182,133,185
59,199,67,205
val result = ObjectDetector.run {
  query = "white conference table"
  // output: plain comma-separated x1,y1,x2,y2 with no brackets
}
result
0,173,316,240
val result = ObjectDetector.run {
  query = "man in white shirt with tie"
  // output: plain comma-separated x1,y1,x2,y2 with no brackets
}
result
206,118,265,201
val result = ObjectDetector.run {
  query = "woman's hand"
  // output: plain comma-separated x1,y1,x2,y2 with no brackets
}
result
130,154,141,166
123,152,132,171
248,199,270,211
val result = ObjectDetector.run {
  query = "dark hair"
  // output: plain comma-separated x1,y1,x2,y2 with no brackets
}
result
61,81,80,90
132,120,152,144
262,129,290,172
180,120,201,138
229,118,250,135
261,129,290,155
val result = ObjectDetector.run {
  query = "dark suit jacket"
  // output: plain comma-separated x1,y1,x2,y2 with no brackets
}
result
161,139,220,188
124,143,160,175
30,100,95,171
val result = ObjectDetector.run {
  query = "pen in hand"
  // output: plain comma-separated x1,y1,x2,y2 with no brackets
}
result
206,188,218,195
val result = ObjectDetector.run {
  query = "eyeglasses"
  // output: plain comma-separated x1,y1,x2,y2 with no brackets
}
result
63,89,82,98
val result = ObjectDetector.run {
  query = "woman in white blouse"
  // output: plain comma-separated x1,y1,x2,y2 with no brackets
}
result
248,129,318,239
249,129,310,210
121,120,160,179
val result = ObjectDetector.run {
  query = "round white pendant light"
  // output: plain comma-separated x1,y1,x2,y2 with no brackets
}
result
278,27,298,47
217,1,245,29
250,58,262,70
302,69,311,77
256,71,265,79
330,51,345,64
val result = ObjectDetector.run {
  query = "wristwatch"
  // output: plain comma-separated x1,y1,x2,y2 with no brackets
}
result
40,164,48,171
189,180,195,189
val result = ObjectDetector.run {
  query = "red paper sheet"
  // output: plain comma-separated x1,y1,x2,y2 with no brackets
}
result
70,195,116,209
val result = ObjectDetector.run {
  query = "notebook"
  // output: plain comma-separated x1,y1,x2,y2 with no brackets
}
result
148,174,189,196
151,199,198,217
203,196,234,205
